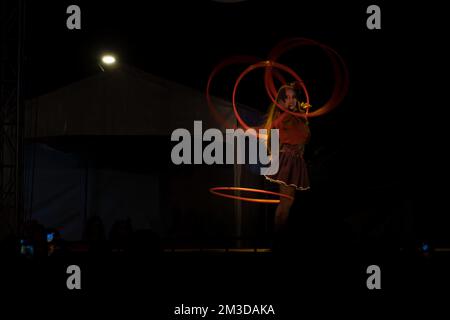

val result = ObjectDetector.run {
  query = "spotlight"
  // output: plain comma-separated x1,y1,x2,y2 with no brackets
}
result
101,55,116,65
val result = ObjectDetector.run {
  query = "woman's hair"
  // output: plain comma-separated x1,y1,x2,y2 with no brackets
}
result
263,84,303,130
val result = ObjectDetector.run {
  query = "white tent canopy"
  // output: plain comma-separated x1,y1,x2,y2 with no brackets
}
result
26,65,239,138
24,66,267,244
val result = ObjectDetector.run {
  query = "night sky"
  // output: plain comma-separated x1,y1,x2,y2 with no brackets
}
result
25,1,396,96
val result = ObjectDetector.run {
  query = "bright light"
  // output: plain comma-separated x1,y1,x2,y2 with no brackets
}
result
101,55,116,65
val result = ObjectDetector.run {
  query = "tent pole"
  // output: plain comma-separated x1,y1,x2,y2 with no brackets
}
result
83,158,89,231
234,162,242,249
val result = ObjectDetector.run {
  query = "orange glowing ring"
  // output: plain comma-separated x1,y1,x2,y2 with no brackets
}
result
209,187,294,204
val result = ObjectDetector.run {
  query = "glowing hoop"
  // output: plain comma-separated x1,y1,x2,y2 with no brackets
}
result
206,56,261,129
267,37,349,117
232,60,309,134
209,186,294,204
206,37,349,140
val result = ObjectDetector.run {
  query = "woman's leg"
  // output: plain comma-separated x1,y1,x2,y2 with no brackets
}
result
274,184,295,231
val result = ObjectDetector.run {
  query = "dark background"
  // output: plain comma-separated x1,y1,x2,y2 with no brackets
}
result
6,0,449,305
24,0,445,242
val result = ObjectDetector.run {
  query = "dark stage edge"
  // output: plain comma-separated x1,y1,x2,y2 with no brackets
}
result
3,249,450,306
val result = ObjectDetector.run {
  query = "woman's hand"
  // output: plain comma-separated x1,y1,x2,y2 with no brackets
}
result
300,102,311,110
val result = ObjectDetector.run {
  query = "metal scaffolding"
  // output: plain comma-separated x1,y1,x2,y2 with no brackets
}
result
0,0,25,239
